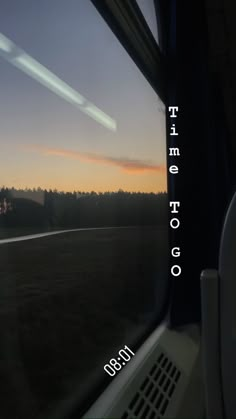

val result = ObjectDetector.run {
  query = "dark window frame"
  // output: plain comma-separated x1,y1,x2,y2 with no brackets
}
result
90,0,166,104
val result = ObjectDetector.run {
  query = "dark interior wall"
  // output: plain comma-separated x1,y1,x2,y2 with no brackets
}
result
166,0,234,326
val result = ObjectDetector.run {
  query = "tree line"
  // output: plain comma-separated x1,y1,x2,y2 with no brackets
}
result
0,187,168,229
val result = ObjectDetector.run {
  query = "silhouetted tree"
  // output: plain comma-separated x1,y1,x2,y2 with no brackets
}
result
0,187,168,232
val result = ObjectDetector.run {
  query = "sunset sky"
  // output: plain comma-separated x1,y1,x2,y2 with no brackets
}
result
0,0,166,194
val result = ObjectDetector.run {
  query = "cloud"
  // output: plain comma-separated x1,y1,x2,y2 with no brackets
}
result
23,145,166,174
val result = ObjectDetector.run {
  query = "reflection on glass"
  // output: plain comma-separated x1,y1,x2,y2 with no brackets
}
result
0,1,167,418
0,33,116,131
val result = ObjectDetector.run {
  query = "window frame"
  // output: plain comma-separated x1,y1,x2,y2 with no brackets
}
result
0,2,172,418
90,0,166,104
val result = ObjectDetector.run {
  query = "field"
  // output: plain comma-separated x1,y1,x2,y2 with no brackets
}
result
0,226,168,419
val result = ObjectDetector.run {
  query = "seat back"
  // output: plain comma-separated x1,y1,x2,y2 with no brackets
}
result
201,191,236,419
219,192,236,419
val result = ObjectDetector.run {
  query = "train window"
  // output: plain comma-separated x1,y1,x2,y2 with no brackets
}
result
0,0,168,418
136,0,159,44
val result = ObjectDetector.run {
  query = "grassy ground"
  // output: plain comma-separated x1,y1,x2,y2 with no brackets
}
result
0,226,168,419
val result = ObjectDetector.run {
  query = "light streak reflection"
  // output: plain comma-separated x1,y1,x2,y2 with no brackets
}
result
0,33,117,131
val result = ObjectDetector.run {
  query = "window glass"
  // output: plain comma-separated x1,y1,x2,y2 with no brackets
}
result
0,0,168,417
136,0,159,44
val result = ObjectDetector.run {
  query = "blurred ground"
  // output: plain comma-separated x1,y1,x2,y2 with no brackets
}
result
0,226,168,419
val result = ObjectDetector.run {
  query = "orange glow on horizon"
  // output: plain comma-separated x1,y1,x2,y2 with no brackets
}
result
0,183,167,194
1,143,167,194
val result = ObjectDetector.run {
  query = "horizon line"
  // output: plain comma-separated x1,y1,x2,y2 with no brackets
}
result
0,186,167,195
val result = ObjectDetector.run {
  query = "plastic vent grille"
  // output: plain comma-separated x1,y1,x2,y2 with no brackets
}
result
121,352,181,419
